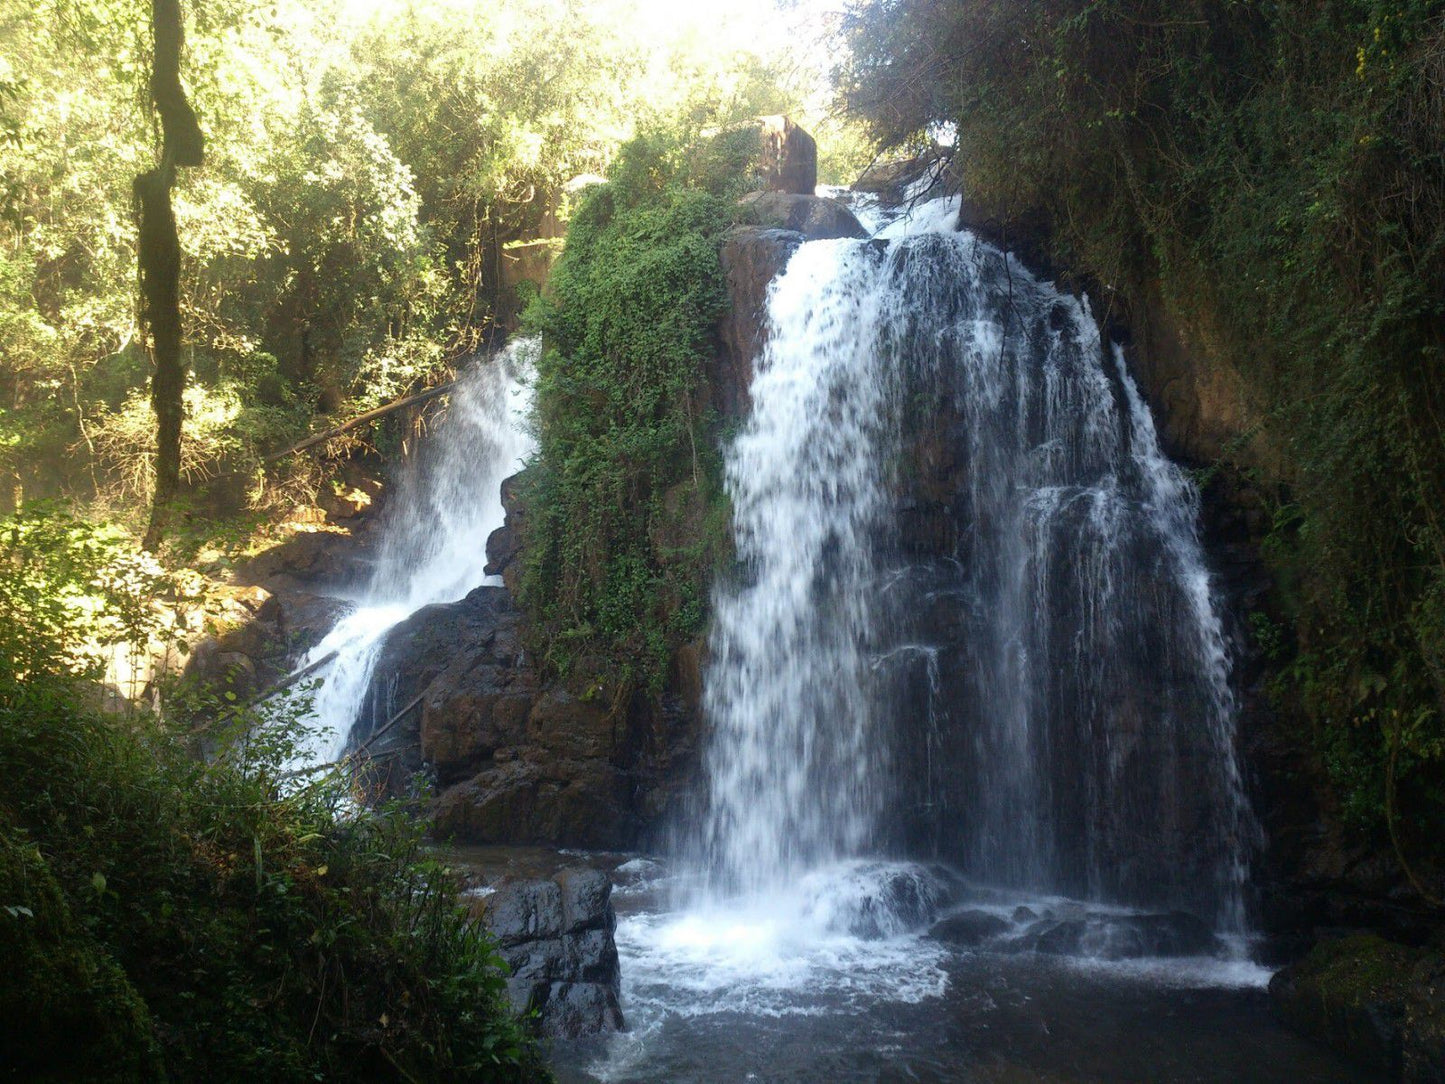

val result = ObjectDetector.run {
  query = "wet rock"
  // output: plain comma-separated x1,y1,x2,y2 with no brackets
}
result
485,879,564,946
1015,911,1222,960
821,863,955,939
1270,933,1445,1082
481,869,624,1039
739,192,867,241
853,146,950,203
929,910,1010,947
714,227,802,419
1012,905,1039,924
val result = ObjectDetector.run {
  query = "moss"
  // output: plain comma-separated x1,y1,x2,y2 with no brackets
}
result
519,126,751,691
1271,933,1445,1080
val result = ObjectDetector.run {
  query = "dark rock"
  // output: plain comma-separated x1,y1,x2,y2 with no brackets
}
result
1012,905,1039,924
1015,911,1223,960
929,909,1010,946
540,982,625,1038
484,879,564,947
739,192,866,241
853,147,950,202
235,528,369,595
481,868,623,1039
755,115,816,195
557,868,615,935
714,227,802,419
1270,933,1445,1083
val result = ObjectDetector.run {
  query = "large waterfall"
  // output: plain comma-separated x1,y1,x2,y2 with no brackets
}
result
287,338,536,765
698,198,1256,929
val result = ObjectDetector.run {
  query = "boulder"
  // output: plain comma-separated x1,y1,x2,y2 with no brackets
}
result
739,192,867,241
1270,933,1445,1082
929,909,1010,947
755,115,817,195
432,756,636,849
481,869,624,1039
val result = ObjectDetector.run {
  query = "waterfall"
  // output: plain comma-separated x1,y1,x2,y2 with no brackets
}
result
286,337,536,765
698,200,1257,928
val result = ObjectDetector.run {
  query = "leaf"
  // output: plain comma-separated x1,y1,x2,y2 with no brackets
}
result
90,871,107,894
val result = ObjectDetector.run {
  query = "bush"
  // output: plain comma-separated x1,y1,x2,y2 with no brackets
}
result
0,510,547,1081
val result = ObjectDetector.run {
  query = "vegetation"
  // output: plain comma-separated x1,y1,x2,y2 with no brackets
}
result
0,508,545,1081
0,1,857,1073
519,127,758,688
839,0,1445,882
0,0,845,551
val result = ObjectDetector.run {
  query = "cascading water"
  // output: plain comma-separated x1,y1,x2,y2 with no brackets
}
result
695,197,1257,930
286,337,536,765
570,197,1286,1082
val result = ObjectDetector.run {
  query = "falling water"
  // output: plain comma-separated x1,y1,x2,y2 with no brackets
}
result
698,199,1256,929
287,337,536,765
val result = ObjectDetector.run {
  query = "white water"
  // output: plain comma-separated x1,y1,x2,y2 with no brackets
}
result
284,337,536,766
694,190,1256,932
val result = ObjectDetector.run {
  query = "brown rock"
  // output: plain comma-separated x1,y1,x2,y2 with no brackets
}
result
739,192,866,241
756,115,817,194
714,227,803,419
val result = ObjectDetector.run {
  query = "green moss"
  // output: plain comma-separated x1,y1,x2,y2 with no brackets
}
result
1298,934,1416,1003
519,126,750,690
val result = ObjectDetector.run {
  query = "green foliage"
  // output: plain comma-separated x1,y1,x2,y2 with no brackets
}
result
0,513,545,1080
840,0,1445,858
0,0,817,535
520,128,745,688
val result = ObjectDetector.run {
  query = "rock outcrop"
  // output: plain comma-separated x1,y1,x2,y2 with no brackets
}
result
479,868,624,1039
754,115,817,195
1270,934,1445,1082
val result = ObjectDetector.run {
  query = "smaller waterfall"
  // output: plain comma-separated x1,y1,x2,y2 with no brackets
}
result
286,337,536,765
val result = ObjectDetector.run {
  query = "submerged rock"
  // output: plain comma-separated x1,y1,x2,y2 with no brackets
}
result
1013,910,1223,960
481,868,624,1039
928,909,1010,947
1269,933,1444,1082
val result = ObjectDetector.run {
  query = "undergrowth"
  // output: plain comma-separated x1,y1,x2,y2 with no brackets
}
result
0,508,547,1081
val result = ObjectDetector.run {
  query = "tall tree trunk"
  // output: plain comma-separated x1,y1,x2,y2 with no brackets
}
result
139,0,202,551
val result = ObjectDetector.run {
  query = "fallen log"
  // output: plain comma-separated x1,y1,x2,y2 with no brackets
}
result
265,382,454,461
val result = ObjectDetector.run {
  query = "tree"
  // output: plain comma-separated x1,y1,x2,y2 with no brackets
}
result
137,0,202,550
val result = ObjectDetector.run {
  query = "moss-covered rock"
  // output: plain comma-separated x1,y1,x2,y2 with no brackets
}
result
1269,932,1445,1082
0,831,163,1083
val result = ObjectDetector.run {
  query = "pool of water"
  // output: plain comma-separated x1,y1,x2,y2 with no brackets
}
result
447,848,1366,1083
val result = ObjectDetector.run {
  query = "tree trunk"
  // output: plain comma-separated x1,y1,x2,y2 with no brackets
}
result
140,0,202,552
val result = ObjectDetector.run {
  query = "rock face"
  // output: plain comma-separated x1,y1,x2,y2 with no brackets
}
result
355,548,703,848
755,115,817,195
1270,934,1445,1082
480,868,625,1039
713,227,800,420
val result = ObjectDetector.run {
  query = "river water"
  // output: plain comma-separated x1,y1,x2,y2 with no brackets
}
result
450,846,1365,1083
